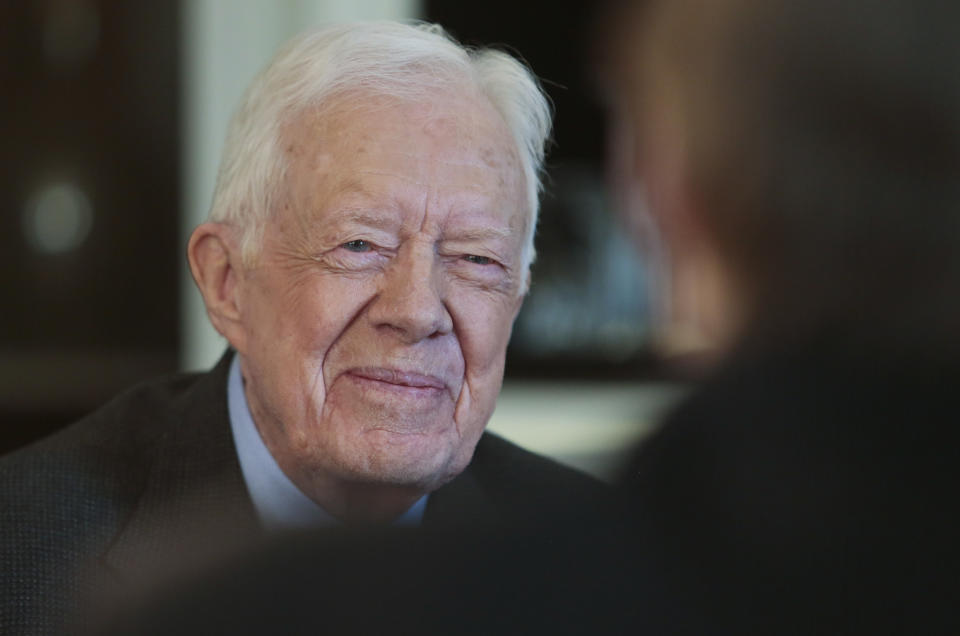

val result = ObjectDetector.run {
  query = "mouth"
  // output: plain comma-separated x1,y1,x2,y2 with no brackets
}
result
345,367,448,396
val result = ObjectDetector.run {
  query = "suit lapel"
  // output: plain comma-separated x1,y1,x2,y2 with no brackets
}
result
101,352,261,580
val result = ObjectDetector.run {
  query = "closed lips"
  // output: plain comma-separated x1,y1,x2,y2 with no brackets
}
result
347,367,447,390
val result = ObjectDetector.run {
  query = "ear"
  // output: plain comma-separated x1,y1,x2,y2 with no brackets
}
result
187,222,248,353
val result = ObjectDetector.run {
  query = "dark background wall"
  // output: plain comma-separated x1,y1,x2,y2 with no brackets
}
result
0,1,180,454
426,0,657,379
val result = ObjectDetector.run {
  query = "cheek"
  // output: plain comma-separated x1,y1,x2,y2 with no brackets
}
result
452,292,519,379
449,294,515,441
282,274,376,349
249,273,380,402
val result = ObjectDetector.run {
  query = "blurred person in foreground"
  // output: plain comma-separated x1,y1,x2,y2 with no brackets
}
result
604,0,960,632
0,21,610,634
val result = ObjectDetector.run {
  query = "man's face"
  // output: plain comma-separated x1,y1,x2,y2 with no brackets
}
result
233,92,528,494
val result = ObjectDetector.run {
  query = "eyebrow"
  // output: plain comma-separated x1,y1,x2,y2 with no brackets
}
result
334,208,397,231
335,214,513,244
445,226,513,242
323,182,392,228
329,178,516,241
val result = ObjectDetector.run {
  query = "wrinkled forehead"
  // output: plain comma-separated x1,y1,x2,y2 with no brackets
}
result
277,89,529,228
302,90,519,167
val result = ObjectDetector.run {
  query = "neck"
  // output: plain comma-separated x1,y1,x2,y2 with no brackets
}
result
324,481,426,525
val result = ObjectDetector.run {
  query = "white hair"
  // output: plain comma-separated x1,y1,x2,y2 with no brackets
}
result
208,20,552,274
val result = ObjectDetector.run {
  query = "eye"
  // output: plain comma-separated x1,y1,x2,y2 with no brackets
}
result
463,254,494,265
342,239,371,252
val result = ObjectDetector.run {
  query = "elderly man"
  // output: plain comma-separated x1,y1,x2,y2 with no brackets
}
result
0,21,606,634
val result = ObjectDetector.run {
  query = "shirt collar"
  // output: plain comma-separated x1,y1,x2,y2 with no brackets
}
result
226,354,427,530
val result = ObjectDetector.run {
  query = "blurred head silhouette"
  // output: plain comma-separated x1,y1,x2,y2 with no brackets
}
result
606,0,960,356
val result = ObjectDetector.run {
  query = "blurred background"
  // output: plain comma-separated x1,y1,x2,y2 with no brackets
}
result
0,0,684,479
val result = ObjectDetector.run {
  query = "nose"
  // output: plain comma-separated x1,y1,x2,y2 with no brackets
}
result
369,242,453,343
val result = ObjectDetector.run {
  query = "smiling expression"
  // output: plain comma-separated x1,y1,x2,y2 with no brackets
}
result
232,90,529,498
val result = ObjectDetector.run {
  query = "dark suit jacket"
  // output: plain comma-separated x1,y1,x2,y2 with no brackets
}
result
0,352,608,635
619,334,960,635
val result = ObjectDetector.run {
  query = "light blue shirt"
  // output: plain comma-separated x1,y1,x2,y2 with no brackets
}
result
226,354,428,530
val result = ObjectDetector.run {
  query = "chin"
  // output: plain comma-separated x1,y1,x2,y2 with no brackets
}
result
337,431,477,491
